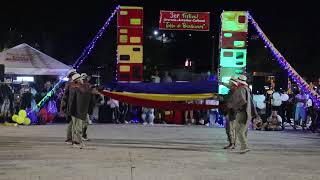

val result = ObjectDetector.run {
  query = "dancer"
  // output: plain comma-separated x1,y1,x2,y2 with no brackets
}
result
81,73,92,141
223,76,238,149
60,69,77,144
228,75,259,154
67,73,92,149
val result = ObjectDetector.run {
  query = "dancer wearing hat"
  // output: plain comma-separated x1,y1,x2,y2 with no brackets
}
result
61,69,77,144
80,73,92,141
66,73,93,148
227,75,259,154
222,76,238,149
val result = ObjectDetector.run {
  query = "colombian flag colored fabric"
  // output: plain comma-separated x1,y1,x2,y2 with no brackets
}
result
105,80,218,94
101,90,218,110
109,92,214,101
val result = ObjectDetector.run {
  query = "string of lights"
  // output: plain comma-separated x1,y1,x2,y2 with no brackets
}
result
248,12,320,108
36,5,120,109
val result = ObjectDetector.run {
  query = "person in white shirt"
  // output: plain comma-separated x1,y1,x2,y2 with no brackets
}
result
141,107,155,125
107,97,120,123
151,70,161,83
294,90,309,130
205,95,219,127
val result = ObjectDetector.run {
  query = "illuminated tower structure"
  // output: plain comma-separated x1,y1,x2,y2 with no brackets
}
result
218,11,248,94
117,6,144,82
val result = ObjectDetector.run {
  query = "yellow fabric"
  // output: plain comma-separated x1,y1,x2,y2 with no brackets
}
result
120,6,143,10
109,92,214,101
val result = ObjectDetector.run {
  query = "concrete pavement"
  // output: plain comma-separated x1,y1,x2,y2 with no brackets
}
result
0,124,319,180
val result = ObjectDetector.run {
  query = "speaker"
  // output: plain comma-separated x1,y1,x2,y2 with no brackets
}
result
275,71,288,91
252,76,265,94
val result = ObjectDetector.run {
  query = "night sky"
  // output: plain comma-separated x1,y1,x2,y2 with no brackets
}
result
1,0,318,80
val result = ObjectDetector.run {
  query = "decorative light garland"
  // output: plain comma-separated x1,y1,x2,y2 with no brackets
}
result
36,5,120,109
247,12,320,108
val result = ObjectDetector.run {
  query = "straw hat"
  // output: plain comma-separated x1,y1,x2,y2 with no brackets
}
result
229,76,238,86
236,75,248,86
71,73,81,82
67,69,77,78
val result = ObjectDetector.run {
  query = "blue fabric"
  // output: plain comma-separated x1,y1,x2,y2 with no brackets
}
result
104,80,218,94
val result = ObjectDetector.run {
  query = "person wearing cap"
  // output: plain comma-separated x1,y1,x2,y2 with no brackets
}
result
227,75,259,154
222,76,238,149
60,69,77,144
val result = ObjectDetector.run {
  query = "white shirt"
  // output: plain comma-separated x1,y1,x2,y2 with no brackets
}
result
267,115,282,123
151,75,161,83
206,99,219,111
107,99,119,108
295,94,309,108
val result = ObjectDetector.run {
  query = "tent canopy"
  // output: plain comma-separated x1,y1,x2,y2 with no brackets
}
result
0,43,71,76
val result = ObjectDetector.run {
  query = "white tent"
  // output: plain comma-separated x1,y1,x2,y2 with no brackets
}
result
0,43,71,75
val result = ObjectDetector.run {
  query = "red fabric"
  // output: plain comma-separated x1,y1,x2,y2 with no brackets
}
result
101,91,218,110
173,111,183,124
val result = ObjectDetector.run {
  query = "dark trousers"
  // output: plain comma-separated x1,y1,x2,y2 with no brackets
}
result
311,109,319,132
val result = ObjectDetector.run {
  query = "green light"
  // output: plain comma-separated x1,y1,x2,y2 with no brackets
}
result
219,85,229,95
224,33,233,38
235,69,243,74
220,49,247,67
234,41,245,48
221,76,231,83
222,11,248,32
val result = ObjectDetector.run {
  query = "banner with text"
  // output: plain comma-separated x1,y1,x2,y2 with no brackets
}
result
159,11,210,31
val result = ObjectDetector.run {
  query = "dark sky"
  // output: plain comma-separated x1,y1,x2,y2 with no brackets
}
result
1,0,318,79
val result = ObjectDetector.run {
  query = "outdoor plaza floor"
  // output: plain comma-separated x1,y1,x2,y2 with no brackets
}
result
0,124,319,180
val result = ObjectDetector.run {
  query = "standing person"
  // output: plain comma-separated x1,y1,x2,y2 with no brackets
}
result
19,82,32,110
151,70,161,83
151,70,163,123
294,90,309,130
0,79,14,123
60,69,77,144
119,101,129,124
223,77,238,149
184,101,195,125
67,73,92,149
227,75,259,154
205,94,220,127
80,73,92,141
107,96,120,123
162,71,172,83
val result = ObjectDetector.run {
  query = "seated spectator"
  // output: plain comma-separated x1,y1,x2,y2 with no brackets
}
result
141,107,155,125
264,111,282,131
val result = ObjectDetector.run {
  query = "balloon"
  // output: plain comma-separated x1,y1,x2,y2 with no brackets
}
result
23,118,31,125
16,116,24,124
258,95,266,102
12,115,19,122
253,95,259,103
272,99,282,106
280,94,289,101
272,92,281,100
18,110,27,118
257,102,266,109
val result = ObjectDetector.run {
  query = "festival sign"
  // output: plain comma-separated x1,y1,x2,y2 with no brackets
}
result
159,11,210,31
